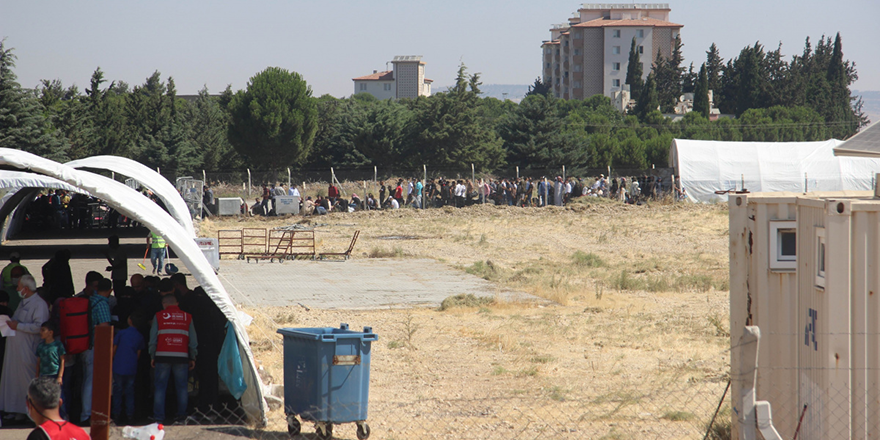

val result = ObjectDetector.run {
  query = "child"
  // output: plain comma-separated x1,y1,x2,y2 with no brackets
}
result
112,313,145,424
36,321,66,382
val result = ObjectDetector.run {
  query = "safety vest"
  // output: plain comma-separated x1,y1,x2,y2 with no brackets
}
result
150,232,166,249
155,305,191,359
37,420,90,440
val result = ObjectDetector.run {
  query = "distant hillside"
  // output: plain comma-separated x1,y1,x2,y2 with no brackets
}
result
434,84,531,101
854,90,880,125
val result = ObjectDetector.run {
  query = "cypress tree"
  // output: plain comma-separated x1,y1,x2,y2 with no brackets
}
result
625,37,643,101
693,63,710,119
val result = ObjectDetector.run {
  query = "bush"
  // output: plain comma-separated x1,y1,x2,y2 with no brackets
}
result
572,251,605,267
439,294,495,311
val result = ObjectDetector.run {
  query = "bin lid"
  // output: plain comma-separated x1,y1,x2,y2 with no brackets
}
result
278,325,377,342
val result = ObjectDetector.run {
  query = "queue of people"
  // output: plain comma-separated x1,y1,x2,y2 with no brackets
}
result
0,245,228,429
243,174,682,216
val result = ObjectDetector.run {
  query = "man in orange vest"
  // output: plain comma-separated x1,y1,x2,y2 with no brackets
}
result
149,294,197,424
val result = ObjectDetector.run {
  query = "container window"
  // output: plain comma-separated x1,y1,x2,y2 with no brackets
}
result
815,228,826,288
769,220,796,270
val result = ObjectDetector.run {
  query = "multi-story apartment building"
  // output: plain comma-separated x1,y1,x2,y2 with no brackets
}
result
542,4,682,101
352,56,433,100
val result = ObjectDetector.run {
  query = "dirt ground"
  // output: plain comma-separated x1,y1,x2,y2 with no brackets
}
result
204,197,733,439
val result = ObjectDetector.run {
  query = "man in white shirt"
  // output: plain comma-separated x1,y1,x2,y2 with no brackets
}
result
287,184,301,198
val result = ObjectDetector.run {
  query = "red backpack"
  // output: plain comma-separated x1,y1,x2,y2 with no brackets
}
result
58,297,90,354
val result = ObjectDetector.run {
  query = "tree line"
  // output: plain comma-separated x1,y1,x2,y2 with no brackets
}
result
0,34,868,177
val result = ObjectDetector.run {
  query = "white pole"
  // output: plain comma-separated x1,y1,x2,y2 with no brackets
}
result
374,166,377,183
516,166,519,180
156,167,160,174
202,169,206,183
287,168,291,189
471,163,475,184
331,167,335,185
607,165,611,178
804,173,808,193
562,165,566,182
111,171,115,181
247,169,251,196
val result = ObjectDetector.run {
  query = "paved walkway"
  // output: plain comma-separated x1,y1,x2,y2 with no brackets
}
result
3,226,528,310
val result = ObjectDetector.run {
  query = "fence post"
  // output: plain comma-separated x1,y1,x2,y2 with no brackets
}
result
423,165,427,209
202,169,206,183
374,166,377,183
516,166,519,180
247,169,252,197
562,165,566,182
471,163,475,185
287,168,291,189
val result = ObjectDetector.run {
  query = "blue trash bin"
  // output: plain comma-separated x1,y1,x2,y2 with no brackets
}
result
277,323,378,440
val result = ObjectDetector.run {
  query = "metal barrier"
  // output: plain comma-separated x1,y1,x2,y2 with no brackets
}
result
218,229,243,256
243,228,268,255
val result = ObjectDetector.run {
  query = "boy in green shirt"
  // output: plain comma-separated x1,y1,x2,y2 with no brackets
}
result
36,321,65,383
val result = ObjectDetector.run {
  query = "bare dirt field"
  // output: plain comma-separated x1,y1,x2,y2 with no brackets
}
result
203,198,733,440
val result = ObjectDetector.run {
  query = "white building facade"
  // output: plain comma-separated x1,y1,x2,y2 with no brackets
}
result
542,4,682,100
352,56,432,100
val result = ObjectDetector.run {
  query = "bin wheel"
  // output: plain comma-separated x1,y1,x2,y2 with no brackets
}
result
287,415,301,436
316,422,333,440
356,422,370,440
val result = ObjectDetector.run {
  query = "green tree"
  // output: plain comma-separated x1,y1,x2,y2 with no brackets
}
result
693,63,710,118
409,64,505,170
497,94,588,170
184,87,240,171
705,43,724,97
625,37,644,101
329,99,413,169
525,77,551,97
653,35,684,112
0,41,68,161
633,72,659,120
228,67,318,169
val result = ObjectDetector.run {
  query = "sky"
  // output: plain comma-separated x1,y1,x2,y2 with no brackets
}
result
2,0,878,98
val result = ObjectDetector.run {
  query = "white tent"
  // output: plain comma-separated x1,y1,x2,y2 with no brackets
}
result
669,139,880,203
65,156,196,236
0,149,268,425
0,170,89,240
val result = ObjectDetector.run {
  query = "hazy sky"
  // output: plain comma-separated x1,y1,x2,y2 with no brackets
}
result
2,0,878,97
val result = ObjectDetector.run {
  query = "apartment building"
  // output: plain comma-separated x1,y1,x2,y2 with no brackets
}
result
542,4,682,101
352,56,433,100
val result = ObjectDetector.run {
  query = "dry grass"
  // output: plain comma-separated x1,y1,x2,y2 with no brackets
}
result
208,201,732,437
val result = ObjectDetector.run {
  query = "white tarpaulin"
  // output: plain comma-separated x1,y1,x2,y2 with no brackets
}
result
0,149,268,425
669,139,880,203
65,156,196,237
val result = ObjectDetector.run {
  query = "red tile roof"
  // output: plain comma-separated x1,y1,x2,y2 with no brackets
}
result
424,78,434,83
572,17,682,28
352,71,394,81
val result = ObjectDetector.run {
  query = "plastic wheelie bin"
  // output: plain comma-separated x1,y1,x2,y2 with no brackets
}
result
277,323,377,440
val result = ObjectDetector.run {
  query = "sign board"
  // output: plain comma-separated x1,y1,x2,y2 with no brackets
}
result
275,196,300,215
195,237,220,272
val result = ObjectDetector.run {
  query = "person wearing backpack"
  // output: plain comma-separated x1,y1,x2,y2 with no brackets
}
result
77,279,111,425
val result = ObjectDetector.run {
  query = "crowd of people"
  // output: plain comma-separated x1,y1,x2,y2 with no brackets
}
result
0,242,228,430
244,174,684,216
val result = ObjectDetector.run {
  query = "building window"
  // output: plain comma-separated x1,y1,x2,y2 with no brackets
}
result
564,71,569,77
545,48,551,54
574,49,581,55
573,81,581,88
612,62,621,71
612,46,620,55
815,228,826,288
556,49,560,56
384,83,391,91
574,65,582,72
556,78,560,85
612,29,620,38
564,40,569,47
359,83,366,91
637,30,644,38
612,79,620,87
546,63,550,69
556,63,560,70
769,221,797,271
574,32,582,39
639,45,644,54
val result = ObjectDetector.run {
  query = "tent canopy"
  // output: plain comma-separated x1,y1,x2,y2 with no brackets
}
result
65,156,196,236
0,150,267,424
669,139,880,203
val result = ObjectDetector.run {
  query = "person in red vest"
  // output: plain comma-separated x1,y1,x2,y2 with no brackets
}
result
25,377,89,440
149,294,197,424
327,183,339,205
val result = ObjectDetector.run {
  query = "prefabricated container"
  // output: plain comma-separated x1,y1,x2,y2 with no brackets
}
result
730,191,880,440
217,197,243,215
